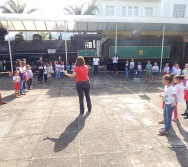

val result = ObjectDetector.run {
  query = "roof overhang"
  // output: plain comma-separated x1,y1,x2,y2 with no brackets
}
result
0,14,188,33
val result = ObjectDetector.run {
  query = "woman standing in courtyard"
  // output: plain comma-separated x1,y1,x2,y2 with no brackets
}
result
64,56,92,115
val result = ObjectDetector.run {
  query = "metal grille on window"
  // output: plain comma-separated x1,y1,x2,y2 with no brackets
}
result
145,7,153,16
128,7,132,16
106,6,114,16
173,4,186,18
134,7,138,16
122,7,126,16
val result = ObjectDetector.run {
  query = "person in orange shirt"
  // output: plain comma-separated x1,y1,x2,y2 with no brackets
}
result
65,56,92,115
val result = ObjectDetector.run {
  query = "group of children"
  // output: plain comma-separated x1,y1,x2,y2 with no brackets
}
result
157,64,188,135
125,59,160,83
36,57,75,83
12,57,77,97
54,61,75,79
13,59,33,98
125,60,188,83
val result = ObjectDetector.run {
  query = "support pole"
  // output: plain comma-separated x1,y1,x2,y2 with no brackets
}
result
64,21,68,64
115,22,118,54
6,21,13,74
182,42,185,66
160,24,165,72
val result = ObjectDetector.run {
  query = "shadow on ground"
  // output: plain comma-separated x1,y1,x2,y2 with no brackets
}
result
43,112,90,152
166,123,188,167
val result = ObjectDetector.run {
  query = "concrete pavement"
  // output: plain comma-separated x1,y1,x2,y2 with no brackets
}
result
0,72,188,167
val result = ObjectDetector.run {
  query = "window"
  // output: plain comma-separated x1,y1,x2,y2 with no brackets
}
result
122,7,126,16
134,7,138,16
145,7,153,16
106,6,114,15
173,4,186,18
122,7,138,16
128,7,132,16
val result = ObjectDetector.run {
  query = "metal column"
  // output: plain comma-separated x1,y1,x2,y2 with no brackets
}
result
115,23,118,54
182,42,186,66
6,21,13,74
64,21,68,64
160,24,165,72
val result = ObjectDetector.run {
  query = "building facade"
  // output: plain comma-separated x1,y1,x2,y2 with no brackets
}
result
93,0,188,18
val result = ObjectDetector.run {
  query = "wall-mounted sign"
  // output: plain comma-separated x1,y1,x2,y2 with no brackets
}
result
48,49,56,54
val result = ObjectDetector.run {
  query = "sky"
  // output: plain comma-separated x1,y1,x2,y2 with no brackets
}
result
0,0,91,14
0,0,92,39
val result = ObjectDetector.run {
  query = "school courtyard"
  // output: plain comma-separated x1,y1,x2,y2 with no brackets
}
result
0,71,188,167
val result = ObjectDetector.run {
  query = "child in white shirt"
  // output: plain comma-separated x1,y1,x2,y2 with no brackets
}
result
60,61,65,77
151,62,159,83
171,62,177,74
159,74,177,135
172,75,185,122
43,62,48,82
26,65,33,89
174,64,181,75
13,71,21,98
55,62,61,79
48,62,54,80
163,63,170,75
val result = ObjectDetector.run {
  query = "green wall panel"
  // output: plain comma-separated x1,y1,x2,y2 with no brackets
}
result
77,49,96,57
109,46,170,59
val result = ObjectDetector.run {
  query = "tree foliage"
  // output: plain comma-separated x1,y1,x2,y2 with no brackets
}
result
38,32,56,40
63,2,98,15
0,0,38,13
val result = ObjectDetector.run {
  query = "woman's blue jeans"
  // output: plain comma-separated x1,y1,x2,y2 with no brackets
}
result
125,70,129,77
163,104,175,131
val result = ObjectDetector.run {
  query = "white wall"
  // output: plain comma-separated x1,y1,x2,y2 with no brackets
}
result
95,0,188,18
95,0,161,16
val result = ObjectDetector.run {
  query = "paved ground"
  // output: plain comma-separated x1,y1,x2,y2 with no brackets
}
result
0,71,188,167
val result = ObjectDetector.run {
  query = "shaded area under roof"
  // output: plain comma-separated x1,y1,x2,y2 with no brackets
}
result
0,14,188,32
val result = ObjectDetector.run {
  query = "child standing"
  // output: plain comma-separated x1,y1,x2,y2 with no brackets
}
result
163,63,170,75
137,62,142,78
181,81,188,119
125,60,129,77
174,64,181,75
26,65,33,89
13,71,21,98
145,60,152,82
46,63,50,81
65,62,70,74
43,62,48,82
55,62,61,79
15,60,25,95
60,61,65,77
48,62,54,80
171,62,177,74
151,62,159,83
159,74,177,135
182,63,188,86
172,75,185,122
70,62,75,74
129,59,135,78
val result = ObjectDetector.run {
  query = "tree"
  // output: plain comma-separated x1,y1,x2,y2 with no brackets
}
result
63,2,98,15
39,32,56,40
0,0,38,14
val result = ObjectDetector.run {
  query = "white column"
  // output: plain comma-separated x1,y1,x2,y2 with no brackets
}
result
160,24,165,72
115,22,118,54
6,21,13,74
64,22,68,64
96,40,100,56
